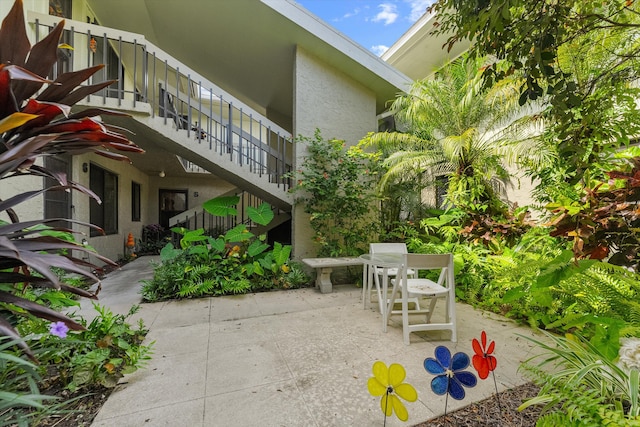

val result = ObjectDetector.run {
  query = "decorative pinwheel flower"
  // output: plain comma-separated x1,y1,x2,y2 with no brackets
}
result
367,361,417,422
424,346,477,401
472,331,502,413
472,331,497,380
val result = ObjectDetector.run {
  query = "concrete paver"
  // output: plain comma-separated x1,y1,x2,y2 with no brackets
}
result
80,256,543,427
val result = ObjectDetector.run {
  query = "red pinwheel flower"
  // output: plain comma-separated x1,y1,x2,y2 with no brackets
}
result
472,331,497,379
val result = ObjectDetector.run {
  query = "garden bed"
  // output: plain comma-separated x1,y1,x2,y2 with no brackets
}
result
415,382,542,426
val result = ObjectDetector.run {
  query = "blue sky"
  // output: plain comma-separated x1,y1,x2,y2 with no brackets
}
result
295,0,435,56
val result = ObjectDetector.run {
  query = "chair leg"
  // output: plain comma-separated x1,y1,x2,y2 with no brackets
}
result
449,294,457,342
362,264,368,309
402,285,410,345
374,272,385,315
426,297,438,323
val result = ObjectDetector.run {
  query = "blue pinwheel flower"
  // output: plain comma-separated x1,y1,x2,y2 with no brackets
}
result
424,346,477,400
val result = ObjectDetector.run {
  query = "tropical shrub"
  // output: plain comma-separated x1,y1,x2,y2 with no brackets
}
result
505,252,640,359
1,302,152,424
65,304,152,392
0,0,143,358
0,337,55,427
361,55,548,221
289,129,383,257
545,149,640,270
138,223,168,255
520,331,640,426
141,196,309,301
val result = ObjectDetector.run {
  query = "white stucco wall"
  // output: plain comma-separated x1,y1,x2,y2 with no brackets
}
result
71,153,150,262
292,47,377,259
71,153,237,262
0,173,44,223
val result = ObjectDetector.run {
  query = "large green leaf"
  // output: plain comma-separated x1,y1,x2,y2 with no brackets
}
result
247,239,269,257
534,251,596,289
179,228,207,249
224,224,254,242
203,196,239,217
160,243,182,262
209,237,226,253
247,203,274,226
272,242,291,266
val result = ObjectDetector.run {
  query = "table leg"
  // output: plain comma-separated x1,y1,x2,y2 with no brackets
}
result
362,263,368,309
382,268,389,332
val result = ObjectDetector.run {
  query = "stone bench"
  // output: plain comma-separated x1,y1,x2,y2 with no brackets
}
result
302,257,363,294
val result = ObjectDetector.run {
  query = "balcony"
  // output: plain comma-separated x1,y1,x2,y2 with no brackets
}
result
27,11,294,209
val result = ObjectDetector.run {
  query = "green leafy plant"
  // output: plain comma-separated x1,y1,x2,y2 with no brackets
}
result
519,331,640,426
432,0,640,184
65,304,152,392
0,0,143,357
142,196,307,301
545,151,640,270
289,129,382,257
0,337,56,427
361,55,548,220
16,303,152,393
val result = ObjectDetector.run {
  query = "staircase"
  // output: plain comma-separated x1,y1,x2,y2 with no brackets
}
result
29,12,294,211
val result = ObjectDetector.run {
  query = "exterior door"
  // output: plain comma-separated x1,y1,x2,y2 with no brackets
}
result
159,189,188,229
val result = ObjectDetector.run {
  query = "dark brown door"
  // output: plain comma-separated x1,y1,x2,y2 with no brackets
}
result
159,189,188,229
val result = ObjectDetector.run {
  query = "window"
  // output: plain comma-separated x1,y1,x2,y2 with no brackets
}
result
131,182,141,222
49,0,72,18
43,155,71,228
90,164,118,236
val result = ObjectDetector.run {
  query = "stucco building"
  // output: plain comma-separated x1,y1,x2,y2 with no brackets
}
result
1,0,413,261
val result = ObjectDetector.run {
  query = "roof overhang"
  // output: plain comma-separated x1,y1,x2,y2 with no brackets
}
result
85,0,412,128
382,11,470,80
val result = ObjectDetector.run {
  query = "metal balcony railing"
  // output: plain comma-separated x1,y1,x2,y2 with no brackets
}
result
28,12,293,191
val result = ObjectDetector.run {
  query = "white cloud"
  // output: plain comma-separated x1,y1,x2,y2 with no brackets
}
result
372,3,398,26
371,44,390,56
343,8,360,19
407,0,435,22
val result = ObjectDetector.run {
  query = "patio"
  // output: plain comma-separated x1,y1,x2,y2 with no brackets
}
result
78,256,543,427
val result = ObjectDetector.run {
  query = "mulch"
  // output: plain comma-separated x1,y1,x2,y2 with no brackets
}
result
413,382,542,426
30,385,113,427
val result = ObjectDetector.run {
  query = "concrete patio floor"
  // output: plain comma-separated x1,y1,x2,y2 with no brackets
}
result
75,256,544,427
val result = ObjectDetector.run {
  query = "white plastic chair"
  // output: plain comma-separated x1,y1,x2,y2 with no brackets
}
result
390,253,457,345
364,243,416,312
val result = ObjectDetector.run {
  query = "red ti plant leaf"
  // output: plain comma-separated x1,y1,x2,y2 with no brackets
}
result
0,0,29,67
37,65,106,103
19,99,70,129
12,19,65,103
0,0,144,355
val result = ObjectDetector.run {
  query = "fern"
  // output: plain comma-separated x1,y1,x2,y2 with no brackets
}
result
177,282,202,298
221,278,252,294
520,331,638,425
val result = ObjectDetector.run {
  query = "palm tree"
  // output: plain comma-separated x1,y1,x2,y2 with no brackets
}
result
363,55,549,217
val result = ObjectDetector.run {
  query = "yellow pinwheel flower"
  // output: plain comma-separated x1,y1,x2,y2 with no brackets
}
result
367,361,417,422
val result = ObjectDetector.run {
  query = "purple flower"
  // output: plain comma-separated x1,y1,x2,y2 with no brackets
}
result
49,321,69,338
